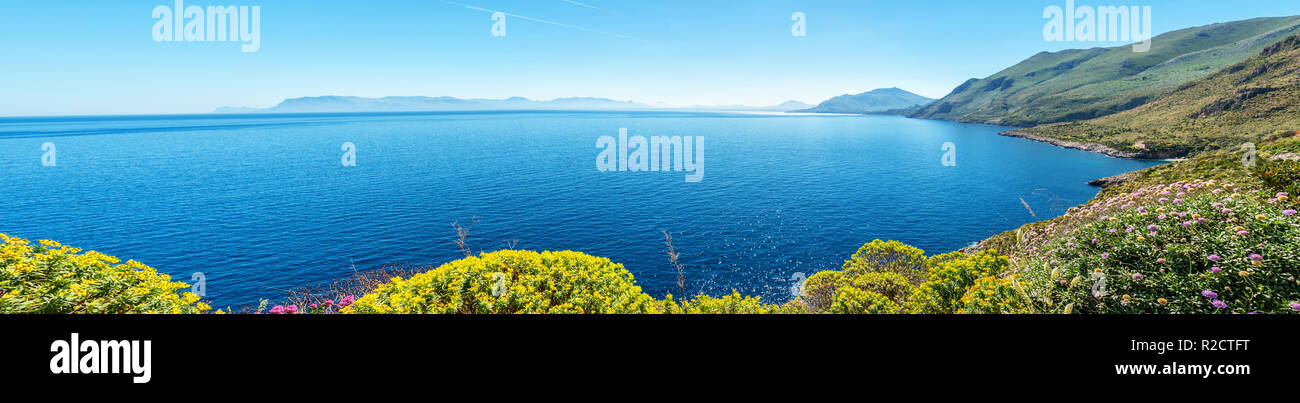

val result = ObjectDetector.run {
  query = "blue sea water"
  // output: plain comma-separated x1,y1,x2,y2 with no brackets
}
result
0,111,1164,307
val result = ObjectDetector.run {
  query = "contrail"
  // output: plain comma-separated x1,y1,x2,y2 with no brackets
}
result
441,0,637,41
560,0,604,11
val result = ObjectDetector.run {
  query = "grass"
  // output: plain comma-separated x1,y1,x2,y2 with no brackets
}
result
1016,34,1300,157
911,16,1300,126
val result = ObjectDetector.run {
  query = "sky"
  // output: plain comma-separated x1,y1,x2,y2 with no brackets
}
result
1,0,1298,116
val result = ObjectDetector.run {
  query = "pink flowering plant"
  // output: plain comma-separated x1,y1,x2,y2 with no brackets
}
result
1017,182,1300,314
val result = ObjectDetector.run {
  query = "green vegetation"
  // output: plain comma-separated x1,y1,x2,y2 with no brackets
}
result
794,87,934,114
340,240,1040,315
10,19,1300,315
968,135,1300,313
911,16,1300,126
0,234,210,313
1019,34,1300,157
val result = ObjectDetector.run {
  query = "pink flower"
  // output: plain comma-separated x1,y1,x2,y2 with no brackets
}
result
1202,290,1219,299
1291,302,1300,311
1132,273,1143,280
1212,299,1227,309
1284,209,1297,216
269,305,285,314
1211,266,1222,273
1208,254,1222,262
1156,258,1166,264
1250,254,1263,261
1237,230,1250,236
285,305,298,314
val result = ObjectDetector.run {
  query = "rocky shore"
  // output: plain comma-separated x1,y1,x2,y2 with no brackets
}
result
999,130,1142,158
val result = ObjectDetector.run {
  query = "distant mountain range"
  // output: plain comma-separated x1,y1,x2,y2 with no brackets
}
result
793,87,933,114
215,96,649,114
215,96,814,114
911,16,1300,126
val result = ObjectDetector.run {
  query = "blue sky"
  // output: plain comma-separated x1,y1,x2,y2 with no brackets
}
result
1,0,1297,116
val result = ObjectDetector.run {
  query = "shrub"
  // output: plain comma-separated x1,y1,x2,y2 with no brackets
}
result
341,250,660,314
799,240,933,313
828,287,902,314
667,291,783,314
957,276,1029,314
1252,160,1300,197
800,241,1022,314
841,240,929,284
1019,182,1300,314
906,251,1012,314
0,234,209,314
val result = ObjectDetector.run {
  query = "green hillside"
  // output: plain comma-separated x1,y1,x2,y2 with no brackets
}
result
794,87,933,113
910,16,1300,126
1018,34,1300,157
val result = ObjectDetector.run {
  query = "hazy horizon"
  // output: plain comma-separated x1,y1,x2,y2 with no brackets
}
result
2,0,1298,116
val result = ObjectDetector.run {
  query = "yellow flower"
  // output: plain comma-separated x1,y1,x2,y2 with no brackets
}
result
1157,298,1169,305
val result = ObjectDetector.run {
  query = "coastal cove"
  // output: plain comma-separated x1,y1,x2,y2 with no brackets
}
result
0,111,1163,306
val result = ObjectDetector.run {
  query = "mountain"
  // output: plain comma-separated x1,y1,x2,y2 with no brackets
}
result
216,96,651,113
795,88,933,113
215,96,816,114
1009,33,1300,158
673,100,814,112
761,100,816,112
910,16,1300,126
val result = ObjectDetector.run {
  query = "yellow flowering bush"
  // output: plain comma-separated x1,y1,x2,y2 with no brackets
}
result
828,286,902,314
840,240,929,284
0,234,209,314
664,290,787,314
341,250,662,314
957,276,1029,314
906,251,1013,314
796,241,1019,314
